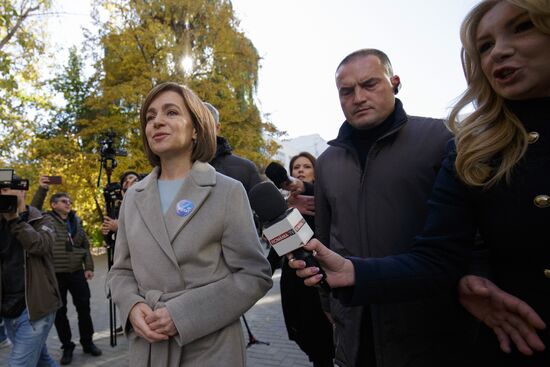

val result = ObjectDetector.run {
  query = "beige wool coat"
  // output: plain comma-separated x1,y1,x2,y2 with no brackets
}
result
108,162,272,367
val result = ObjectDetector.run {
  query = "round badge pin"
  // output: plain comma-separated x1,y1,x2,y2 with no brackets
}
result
176,199,194,217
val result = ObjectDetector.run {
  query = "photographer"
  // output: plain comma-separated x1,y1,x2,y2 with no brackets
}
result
101,171,140,337
101,171,140,236
30,175,52,210
0,174,61,366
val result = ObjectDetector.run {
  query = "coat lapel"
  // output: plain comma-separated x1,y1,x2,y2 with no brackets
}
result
134,167,178,267
164,161,216,243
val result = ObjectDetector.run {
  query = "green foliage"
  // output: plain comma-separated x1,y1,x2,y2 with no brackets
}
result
2,0,282,246
89,0,280,165
0,0,51,163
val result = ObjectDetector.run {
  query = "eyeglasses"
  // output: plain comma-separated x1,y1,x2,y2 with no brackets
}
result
56,199,72,205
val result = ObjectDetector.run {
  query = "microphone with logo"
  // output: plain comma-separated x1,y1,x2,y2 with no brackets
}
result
249,181,330,292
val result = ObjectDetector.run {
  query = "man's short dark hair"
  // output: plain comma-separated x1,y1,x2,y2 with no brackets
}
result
336,48,394,76
336,49,400,94
50,192,70,204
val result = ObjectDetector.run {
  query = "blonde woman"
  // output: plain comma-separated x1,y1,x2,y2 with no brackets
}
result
108,82,272,366
290,1,550,365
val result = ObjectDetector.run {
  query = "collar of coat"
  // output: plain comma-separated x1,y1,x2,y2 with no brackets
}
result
128,161,216,267
48,210,78,236
133,161,216,192
213,135,232,159
329,98,408,150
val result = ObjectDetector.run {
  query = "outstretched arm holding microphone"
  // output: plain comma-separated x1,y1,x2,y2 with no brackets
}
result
288,241,546,356
288,239,354,288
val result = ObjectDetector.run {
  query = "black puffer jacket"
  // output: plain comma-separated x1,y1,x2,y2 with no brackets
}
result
210,136,261,193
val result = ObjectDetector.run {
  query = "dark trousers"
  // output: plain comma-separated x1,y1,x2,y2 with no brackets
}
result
54,270,94,348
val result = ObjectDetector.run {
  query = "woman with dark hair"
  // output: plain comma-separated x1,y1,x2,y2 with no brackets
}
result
108,82,272,366
290,1,550,365
289,152,316,184
280,152,334,367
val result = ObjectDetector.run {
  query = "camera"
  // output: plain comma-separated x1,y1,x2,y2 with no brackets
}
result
99,132,127,161
104,182,123,204
0,169,29,214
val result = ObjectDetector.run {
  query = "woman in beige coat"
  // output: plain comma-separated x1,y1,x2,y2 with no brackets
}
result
108,82,272,366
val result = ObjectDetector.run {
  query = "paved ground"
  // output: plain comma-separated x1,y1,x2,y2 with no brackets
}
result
0,254,316,366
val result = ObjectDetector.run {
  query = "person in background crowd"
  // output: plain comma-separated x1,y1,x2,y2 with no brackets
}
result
205,102,262,193
30,175,54,210
290,152,316,183
280,152,334,367
47,192,102,364
108,82,272,366
204,102,281,275
1,175,61,366
101,170,141,336
290,1,549,366
101,170,141,236
295,47,471,367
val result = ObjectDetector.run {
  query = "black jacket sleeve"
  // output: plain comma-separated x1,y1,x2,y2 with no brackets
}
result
342,141,477,305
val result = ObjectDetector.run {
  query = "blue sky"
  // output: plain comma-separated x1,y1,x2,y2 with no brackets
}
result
48,0,481,140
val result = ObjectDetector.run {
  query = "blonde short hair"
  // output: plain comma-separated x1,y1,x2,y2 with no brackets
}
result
139,82,217,167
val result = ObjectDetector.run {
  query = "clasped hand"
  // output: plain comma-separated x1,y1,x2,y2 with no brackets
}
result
129,303,177,343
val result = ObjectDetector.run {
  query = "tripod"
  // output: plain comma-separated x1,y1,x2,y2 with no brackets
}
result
241,315,269,348
98,155,119,347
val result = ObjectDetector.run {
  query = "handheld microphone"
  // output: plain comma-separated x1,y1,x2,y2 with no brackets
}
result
249,181,330,292
265,162,292,189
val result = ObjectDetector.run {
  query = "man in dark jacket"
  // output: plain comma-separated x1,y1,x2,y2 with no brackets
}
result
0,176,61,366
46,192,102,364
314,48,471,367
204,102,281,273
205,102,262,193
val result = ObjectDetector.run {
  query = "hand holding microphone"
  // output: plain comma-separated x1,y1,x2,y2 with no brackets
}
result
249,181,331,292
265,162,305,194
288,239,356,289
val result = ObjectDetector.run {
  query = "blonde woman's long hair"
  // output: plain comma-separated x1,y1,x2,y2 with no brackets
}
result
448,0,550,188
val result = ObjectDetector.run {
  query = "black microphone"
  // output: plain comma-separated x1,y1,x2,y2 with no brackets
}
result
265,162,292,189
249,181,330,292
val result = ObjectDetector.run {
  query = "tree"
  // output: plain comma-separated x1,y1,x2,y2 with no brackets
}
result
87,0,280,167
0,0,51,163
72,0,281,244
19,47,105,239
2,1,283,246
